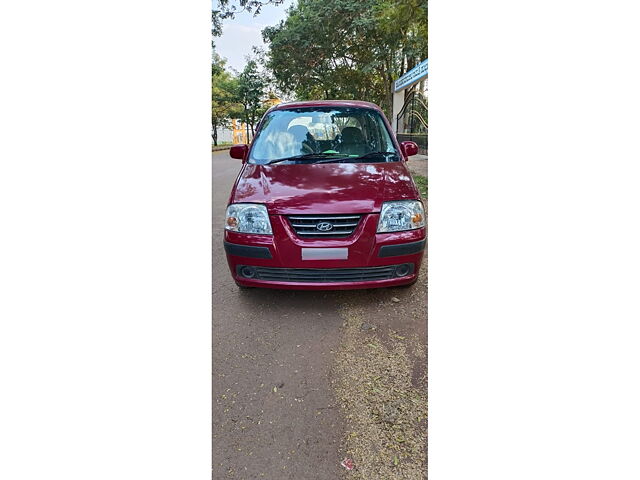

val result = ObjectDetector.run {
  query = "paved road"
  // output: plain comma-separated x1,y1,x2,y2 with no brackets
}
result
212,150,346,479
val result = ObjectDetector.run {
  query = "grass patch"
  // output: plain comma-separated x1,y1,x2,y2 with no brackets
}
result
332,304,427,479
413,174,428,199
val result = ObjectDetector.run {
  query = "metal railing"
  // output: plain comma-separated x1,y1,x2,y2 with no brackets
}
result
396,89,428,154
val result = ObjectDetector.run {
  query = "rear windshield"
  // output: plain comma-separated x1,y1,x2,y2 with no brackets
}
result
248,106,399,164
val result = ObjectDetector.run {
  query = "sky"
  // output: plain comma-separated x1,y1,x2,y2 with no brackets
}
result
215,0,295,73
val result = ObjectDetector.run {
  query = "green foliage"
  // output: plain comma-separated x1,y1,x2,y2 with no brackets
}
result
211,52,226,77
236,59,270,136
212,50,275,144
212,55,241,145
413,174,428,198
212,2,288,143
211,0,427,140
375,0,428,62
262,0,427,117
212,0,285,39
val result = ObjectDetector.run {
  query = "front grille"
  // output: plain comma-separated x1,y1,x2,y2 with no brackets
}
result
287,214,362,238
241,265,412,283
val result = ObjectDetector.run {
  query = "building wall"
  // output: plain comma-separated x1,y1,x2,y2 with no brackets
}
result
215,128,233,144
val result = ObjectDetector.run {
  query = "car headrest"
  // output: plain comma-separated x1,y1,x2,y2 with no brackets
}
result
287,125,311,142
341,127,364,144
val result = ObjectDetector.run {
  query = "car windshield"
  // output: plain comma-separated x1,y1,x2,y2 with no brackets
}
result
248,106,399,164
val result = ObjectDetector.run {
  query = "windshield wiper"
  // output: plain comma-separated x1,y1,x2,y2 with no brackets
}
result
265,153,346,165
312,151,399,164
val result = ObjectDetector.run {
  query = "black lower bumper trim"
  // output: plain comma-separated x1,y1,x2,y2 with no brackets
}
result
237,264,414,282
378,239,426,258
224,242,272,259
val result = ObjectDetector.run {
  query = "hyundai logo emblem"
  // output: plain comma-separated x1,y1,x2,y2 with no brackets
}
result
316,222,334,232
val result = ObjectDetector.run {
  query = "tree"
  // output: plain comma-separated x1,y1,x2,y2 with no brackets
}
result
262,0,427,118
235,59,269,138
211,51,226,77
212,0,285,40
212,0,282,145
211,55,240,145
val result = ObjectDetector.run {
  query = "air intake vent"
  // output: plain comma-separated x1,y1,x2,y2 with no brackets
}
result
287,214,362,238
246,265,404,282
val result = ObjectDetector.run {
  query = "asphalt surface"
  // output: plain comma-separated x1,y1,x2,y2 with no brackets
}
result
212,150,346,479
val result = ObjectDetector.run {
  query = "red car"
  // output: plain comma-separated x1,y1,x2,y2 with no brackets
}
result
224,100,425,290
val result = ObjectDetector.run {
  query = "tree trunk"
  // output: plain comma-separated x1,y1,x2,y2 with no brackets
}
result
244,110,250,143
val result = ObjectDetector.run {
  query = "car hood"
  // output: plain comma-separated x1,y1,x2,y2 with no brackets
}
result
230,162,418,214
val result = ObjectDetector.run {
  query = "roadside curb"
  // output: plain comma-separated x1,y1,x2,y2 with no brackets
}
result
212,145,232,152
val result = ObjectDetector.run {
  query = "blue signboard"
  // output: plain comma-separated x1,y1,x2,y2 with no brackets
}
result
394,59,428,92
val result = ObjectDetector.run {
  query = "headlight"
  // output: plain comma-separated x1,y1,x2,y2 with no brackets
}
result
225,203,272,234
377,200,425,233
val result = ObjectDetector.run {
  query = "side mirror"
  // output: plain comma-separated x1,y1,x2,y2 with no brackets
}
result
230,144,249,161
400,141,419,159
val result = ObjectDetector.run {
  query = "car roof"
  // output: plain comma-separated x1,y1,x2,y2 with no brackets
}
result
271,100,383,112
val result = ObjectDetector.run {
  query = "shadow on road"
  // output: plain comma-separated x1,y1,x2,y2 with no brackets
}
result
235,284,412,310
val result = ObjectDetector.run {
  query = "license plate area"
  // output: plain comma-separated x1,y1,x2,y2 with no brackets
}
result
301,248,348,261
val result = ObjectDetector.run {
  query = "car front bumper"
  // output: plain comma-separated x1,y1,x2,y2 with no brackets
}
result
224,213,426,290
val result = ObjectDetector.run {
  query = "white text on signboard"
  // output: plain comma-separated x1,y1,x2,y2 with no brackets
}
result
394,59,428,92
